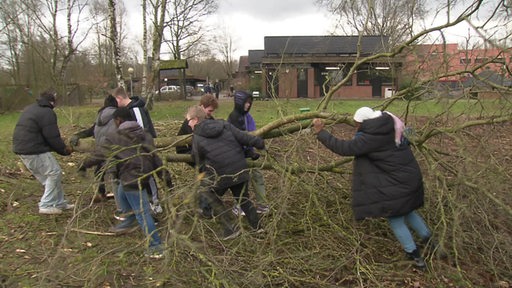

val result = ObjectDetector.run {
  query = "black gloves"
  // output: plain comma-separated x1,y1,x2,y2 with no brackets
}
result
250,152,260,160
244,149,261,160
69,135,80,147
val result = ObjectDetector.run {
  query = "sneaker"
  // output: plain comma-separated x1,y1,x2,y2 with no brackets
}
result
232,205,245,216
108,220,138,235
113,210,134,221
39,207,63,215
105,192,115,199
223,228,241,241
59,203,75,210
150,202,163,214
256,204,269,214
422,237,448,259
406,249,426,269
145,245,164,259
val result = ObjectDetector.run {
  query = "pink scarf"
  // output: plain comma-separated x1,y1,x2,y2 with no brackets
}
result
386,112,405,147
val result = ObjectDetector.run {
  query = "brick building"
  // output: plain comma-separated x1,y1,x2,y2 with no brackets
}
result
236,36,511,99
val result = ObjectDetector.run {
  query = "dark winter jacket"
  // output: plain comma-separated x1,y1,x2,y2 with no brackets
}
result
127,96,157,138
227,91,255,132
316,113,424,220
175,119,194,155
176,115,214,161
192,119,265,190
12,98,70,156
227,91,258,158
83,121,171,190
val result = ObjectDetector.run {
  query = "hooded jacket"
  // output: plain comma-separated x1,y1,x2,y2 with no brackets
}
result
12,98,70,156
93,106,117,146
192,119,264,189
127,96,157,138
84,121,170,190
227,91,256,132
227,91,258,159
316,113,424,220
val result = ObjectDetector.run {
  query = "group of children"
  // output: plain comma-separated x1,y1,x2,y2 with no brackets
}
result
75,88,267,257
70,88,442,268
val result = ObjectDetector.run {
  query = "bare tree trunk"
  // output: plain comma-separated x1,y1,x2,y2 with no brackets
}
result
142,0,148,98
108,0,124,88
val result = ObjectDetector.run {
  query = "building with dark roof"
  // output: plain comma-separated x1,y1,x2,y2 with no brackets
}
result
238,35,401,99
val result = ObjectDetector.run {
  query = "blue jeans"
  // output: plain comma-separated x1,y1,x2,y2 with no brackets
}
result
18,153,69,209
117,185,161,248
387,210,431,253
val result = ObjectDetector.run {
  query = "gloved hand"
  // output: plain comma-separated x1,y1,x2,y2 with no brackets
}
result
250,152,260,160
244,149,259,160
69,135,80,147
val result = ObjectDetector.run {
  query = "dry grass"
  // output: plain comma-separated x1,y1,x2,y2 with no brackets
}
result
0,105,511,287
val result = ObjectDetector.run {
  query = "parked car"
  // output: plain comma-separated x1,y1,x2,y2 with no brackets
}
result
185,85,194,95
159,85,179,93
197,83,205,93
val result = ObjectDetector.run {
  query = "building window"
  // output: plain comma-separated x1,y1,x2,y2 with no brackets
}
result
357,67,371,86
321,65,353,87
460,58,471,64
474,57,488,64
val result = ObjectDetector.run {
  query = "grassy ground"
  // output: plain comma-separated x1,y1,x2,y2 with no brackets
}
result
0,97,511,287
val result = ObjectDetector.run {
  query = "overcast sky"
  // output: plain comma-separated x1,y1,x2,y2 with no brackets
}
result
210,0,335,57
124,0,497,61
125,0,335,59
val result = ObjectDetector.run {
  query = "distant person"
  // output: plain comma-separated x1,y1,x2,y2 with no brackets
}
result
203,83,212,95
228,91,269,215
214,81,220,99
113,86,162,218
81,107,172,258
312,107,439,269
176,94,218,218
12,89,74,215
71,94,119,204
229,85,234,97
187,105,265,240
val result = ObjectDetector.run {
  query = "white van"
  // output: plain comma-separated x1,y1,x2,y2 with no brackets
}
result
160,85,178,93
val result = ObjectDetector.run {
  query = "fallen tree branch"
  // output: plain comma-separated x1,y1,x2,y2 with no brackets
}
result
69,228,116,236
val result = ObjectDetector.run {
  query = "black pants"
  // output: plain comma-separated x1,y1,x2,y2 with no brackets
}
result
199,181,260,230
94,163,106,195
